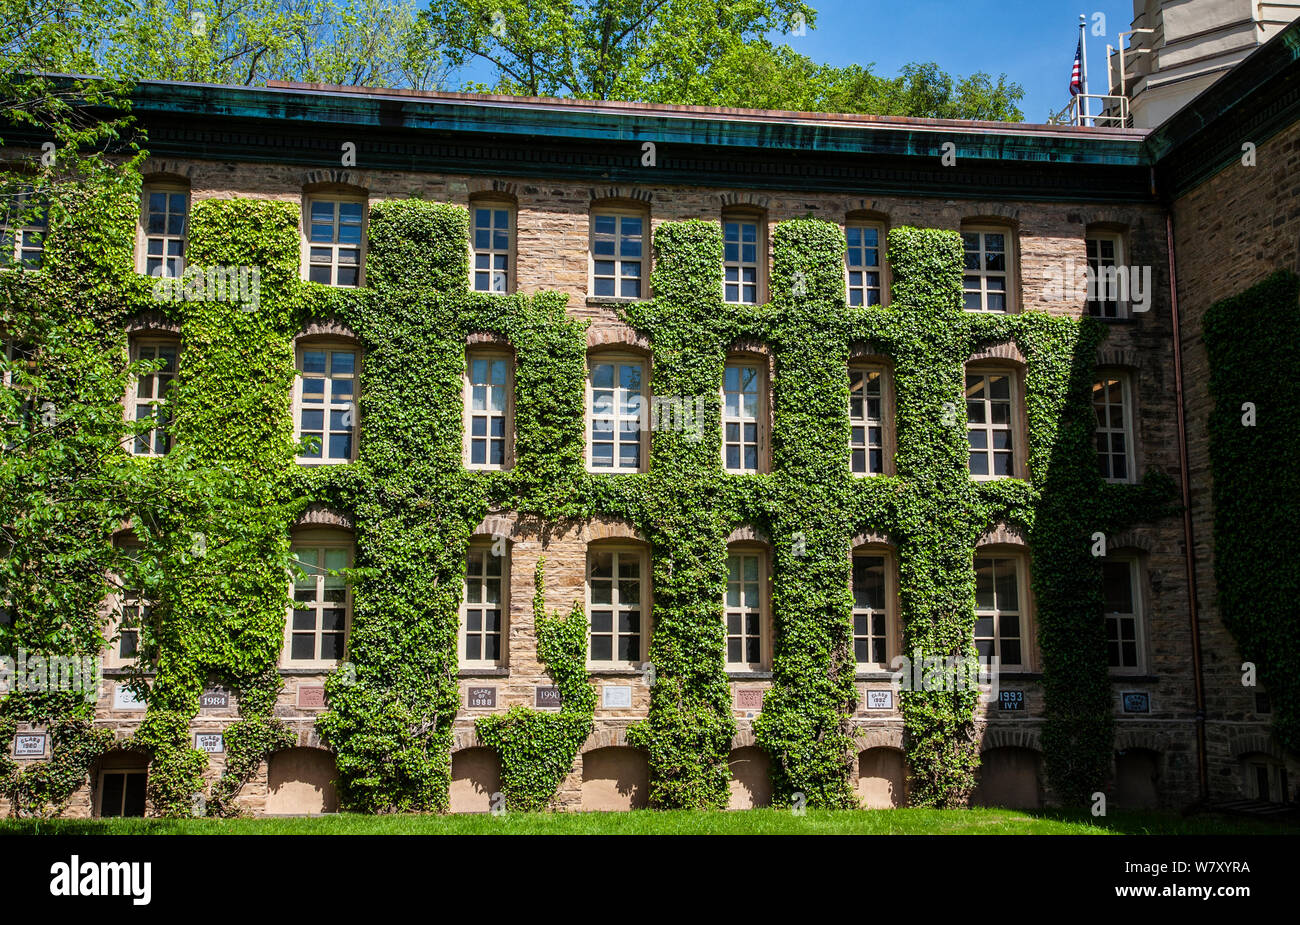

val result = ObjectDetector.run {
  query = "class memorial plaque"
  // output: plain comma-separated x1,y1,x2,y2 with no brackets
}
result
602,685,632,709
297,686,326,710
1122,691,1150,714
194,733,224,753
999,690,1025,712
200,690,230,710
13,734,46,757
467,687,496,708
534,686,562,708
735,689,764,711
113,684,147,710
865,690,894,711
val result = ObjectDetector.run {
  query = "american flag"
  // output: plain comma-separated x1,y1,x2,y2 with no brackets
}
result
1069,38,1082,96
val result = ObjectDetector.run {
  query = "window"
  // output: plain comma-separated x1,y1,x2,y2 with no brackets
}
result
305,197,365,286
587,547,647,667
139,186,188,278
104,537,157,669
1086,233,1125,318
725,548,767,670
723,217,761,304
966,369,1021,479
962,229,1011,313
852,552,894,669
295,343,358,463
590,210,644,298
462,542,507,667
464,351,512,469
587,355,646,472
1103,558,1144,671
98,767,147,817
1093,373,1134,482
287,538,352,666
974,554,1029,668
471,203,512,293
723,361,765,473
0,192,47,270
846,222,885,306
128,337,179,457
850,366,889,475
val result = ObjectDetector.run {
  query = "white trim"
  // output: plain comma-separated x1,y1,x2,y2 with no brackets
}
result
845,220,886,307
961,226,1014,313
126,335,180,457
302,195,366,287
722,359,766,473
470,201,514,294
589,207,647,299
463,349,514,470
461,540,509,668
586,545,650,669
137,183,189,278
283,535,353,669
586,353,648,473
294,339,359,464
1093,371,1135,483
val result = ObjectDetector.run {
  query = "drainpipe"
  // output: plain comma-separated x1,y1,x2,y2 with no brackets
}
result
1166,210,1209,803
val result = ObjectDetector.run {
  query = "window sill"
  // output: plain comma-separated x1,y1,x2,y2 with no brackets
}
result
102,668,157,678
586,667,646,676
996,671,1043,680
278,666,339,675
459,668,509,678
1110,674,1158,683
855,671,896,681
585,296,650,307
726,670,773,680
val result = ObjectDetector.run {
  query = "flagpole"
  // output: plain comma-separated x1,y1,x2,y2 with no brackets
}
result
1079,14,1091,126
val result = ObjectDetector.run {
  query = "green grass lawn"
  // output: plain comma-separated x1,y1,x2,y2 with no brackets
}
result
2,807,1294,836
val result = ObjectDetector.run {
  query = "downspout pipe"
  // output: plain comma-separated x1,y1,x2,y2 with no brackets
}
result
1166,210,1210,803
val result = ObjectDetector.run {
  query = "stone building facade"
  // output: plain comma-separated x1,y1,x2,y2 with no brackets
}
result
4,20,1300,817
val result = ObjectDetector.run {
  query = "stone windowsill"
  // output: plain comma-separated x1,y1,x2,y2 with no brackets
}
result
727,670,773,680
459,668,510,678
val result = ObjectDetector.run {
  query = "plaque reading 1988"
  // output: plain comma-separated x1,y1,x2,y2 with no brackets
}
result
468,687,496,708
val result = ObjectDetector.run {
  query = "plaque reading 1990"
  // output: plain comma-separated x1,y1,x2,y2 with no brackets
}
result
535,686,562,708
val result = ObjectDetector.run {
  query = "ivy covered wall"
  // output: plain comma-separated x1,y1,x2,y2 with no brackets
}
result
2,187,1180,815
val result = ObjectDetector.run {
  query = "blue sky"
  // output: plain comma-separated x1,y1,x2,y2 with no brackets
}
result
772,0,1134,122
452,1,1135,122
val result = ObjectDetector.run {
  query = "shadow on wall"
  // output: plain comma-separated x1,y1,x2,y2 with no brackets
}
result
581,747,649,810
266,748,339,815
857,747,907,808
971,746,1043,809
1115,748,1160,809
450,747,502,813
728,747,773,809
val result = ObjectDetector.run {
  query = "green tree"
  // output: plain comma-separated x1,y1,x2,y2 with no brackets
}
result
424,0,815,99
651,40,1024,121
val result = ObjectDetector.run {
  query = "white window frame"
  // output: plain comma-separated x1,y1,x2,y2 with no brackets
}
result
973,552,1032,670
586,545,650,669
725,546,769,671
104,538,151,671
845,221,886,307
96,766,148,818
303,194,366,287
723,214,763,305
137,184,189,279
850,364,891,476
284,532,353,669
461,540,508,668
589,208,646,300
1094,372,1135,483
470,201,514,294
586,353,648,473
0,191,47,271
852,549,897,670
1086,232,1126,319
463,349,514,470
965,366,1023,480
127,336,179,458
294,340,359,465
961,227,1013,313
722,359,767,474
1103,556,1146,673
